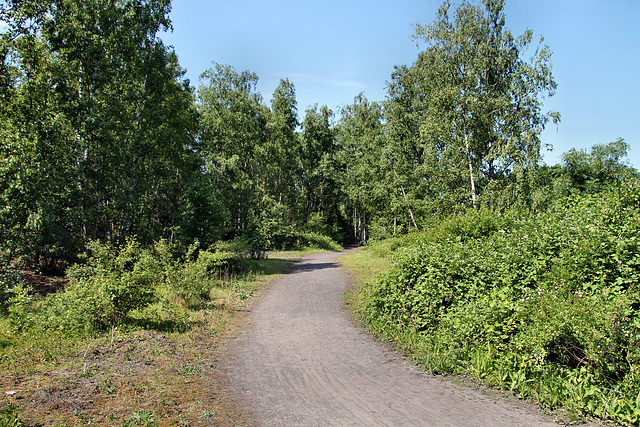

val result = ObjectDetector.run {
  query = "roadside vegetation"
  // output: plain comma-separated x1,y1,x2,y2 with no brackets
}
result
343,168,640,425
0,242,337,426
1,0,637,424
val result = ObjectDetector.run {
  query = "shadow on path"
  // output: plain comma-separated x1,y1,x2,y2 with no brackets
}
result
288,260,339,273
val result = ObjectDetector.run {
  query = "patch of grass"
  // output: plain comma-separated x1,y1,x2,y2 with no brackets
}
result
339,244,393,311
339,245,392,286
123,410,156,427
0,404,22,427
177,364,201,376
97,378,116,395
199,409,215,419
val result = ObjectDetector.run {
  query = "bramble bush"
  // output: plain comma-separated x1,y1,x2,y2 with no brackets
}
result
27,238,240,336
356,179,640,424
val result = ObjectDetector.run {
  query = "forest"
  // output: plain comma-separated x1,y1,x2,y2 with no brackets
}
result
1,0,638,425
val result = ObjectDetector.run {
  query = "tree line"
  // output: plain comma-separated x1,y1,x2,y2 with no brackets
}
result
1,0,634,273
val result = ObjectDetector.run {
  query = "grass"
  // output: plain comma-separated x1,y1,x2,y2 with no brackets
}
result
0,250,318,426
339,241,394,311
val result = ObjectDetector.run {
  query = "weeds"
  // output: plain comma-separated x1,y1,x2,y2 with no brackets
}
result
0,404,22,427
123,410,156,427
177,365,201,376
0,244,303,425
97,378,116,395
344,184,640,425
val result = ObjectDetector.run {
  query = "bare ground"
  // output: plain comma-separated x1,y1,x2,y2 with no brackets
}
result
222,250,565,426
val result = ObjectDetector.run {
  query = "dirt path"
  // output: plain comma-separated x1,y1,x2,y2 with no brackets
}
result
223,250,559,426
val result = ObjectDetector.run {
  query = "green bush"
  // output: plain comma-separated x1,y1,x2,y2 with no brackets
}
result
298,232,342,251
45,238,161,335
0,260,33,331
0,261,22,309
234,224,268,259
356,180,640,424
176,249,234,306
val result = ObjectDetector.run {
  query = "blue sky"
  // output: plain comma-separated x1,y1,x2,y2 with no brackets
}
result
161,0,639,168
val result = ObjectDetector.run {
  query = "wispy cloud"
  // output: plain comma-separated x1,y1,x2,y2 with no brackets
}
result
271,72,365,89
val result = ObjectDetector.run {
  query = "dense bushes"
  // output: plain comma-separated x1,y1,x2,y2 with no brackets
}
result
239,222,343,255
5,239,240,337
356,179,640,424
3,232,342,338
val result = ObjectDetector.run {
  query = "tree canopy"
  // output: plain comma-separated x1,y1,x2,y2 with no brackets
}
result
0,0,633,267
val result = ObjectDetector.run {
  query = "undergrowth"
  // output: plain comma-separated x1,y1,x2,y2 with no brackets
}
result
347,179,640,425
0,239,334,425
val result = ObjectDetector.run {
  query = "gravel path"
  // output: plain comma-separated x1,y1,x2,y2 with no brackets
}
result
223,250,559,426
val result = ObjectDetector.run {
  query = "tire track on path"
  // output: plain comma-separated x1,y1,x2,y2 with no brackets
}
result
223,250,558,426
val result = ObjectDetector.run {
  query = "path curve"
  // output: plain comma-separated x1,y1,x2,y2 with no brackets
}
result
223,250,558,426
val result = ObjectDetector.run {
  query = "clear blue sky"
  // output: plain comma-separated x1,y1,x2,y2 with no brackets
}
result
161,0,639,168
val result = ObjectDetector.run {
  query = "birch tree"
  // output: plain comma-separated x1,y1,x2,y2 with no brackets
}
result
408,0,559,208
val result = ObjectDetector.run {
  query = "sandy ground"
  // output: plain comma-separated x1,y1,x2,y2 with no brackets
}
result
222,250,561,426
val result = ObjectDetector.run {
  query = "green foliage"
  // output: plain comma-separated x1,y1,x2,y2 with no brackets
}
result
0,0,201,268
2,238,245,337
6,281,33,332
43,239,160,334
0,404,22,427
335,93,387,242
233,224,268,259
255,202,297,251
97,378,116,395
388,0,558,210
562,138,635,194
123,410,156,427
157,240,236,307
0,261,22,309
355,180,640,424
298,232,343,252
0,261,34,332
435,208,519,241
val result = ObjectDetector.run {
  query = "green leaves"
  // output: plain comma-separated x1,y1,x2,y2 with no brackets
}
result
562,138,634,194
356,182,640,424
386,0,558,211
0,0,201,266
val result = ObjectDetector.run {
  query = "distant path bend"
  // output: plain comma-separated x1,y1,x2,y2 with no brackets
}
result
223,250,557,426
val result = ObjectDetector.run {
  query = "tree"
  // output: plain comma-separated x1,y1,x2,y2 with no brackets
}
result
299,104,346,239
336,93,387,241
562,138,634,194
0,0,80,268
264,78,301,215
406,0,559,209
0,0,200,268
197,63,269,235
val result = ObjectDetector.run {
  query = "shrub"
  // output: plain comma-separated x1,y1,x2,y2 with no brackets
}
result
356,181,640,424
0,261,22,309
298,232,342,251
0,260,33,331
46,238,161,335
174,249,235,307
154,239,238,308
